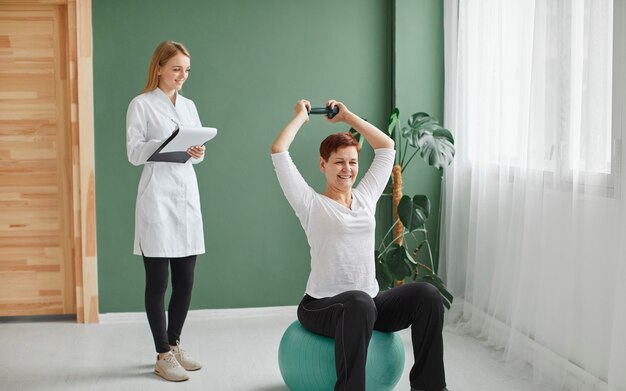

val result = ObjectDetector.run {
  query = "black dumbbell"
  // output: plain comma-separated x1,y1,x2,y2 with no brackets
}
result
308,105,340,119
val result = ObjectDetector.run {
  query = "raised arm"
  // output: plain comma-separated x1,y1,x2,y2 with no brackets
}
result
271,99,311,153
325,99,395,150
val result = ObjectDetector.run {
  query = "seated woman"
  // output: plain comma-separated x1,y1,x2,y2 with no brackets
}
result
271,99,448,391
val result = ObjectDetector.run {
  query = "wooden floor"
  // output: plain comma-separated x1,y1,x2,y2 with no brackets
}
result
0,306,536,391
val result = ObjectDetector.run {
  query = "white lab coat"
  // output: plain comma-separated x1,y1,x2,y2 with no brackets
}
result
126,88,205,257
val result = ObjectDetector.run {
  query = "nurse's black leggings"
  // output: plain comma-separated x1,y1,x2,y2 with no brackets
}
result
143,255,196,353
297,282,446,391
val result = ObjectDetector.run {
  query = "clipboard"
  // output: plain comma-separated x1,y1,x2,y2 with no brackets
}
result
148,126,218,163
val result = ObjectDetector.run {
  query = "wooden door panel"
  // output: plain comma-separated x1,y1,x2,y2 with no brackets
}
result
0,3,75,316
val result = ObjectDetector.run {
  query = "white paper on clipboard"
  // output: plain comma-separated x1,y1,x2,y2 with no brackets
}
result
160,126,218,153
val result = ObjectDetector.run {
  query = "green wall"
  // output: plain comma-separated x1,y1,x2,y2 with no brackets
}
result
93,0,443,312
394,0,445,267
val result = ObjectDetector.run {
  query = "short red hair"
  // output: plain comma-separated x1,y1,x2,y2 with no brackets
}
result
319,132,360,161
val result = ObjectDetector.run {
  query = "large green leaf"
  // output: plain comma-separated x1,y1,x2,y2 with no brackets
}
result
402,112,455,169
387,108,399,138
416,129,455,169
384,243,413,280
406,112,439,138
375,251,394,290
397,195,431,231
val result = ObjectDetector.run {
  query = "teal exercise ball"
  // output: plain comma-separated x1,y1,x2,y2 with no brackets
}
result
278,321,405,391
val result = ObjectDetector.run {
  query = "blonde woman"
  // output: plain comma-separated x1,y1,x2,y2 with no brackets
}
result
126,41,205,382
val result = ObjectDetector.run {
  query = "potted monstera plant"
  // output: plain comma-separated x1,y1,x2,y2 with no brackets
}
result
374,109,455,309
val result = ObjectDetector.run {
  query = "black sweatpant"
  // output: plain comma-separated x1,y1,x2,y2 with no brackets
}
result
297,282,446,391
143,255,197,353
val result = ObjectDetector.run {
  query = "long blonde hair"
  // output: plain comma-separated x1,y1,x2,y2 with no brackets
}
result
143,41,191,93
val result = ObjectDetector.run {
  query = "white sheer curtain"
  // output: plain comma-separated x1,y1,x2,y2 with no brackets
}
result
442,0,626,390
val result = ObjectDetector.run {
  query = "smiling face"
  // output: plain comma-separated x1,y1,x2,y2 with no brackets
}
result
158,52,190,93
320,145,359,192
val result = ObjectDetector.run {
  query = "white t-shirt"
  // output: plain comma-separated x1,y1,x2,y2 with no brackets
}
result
272,148,395,298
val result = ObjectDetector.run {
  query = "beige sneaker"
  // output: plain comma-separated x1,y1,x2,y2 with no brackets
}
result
154,351,190,381
171,341,202,371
